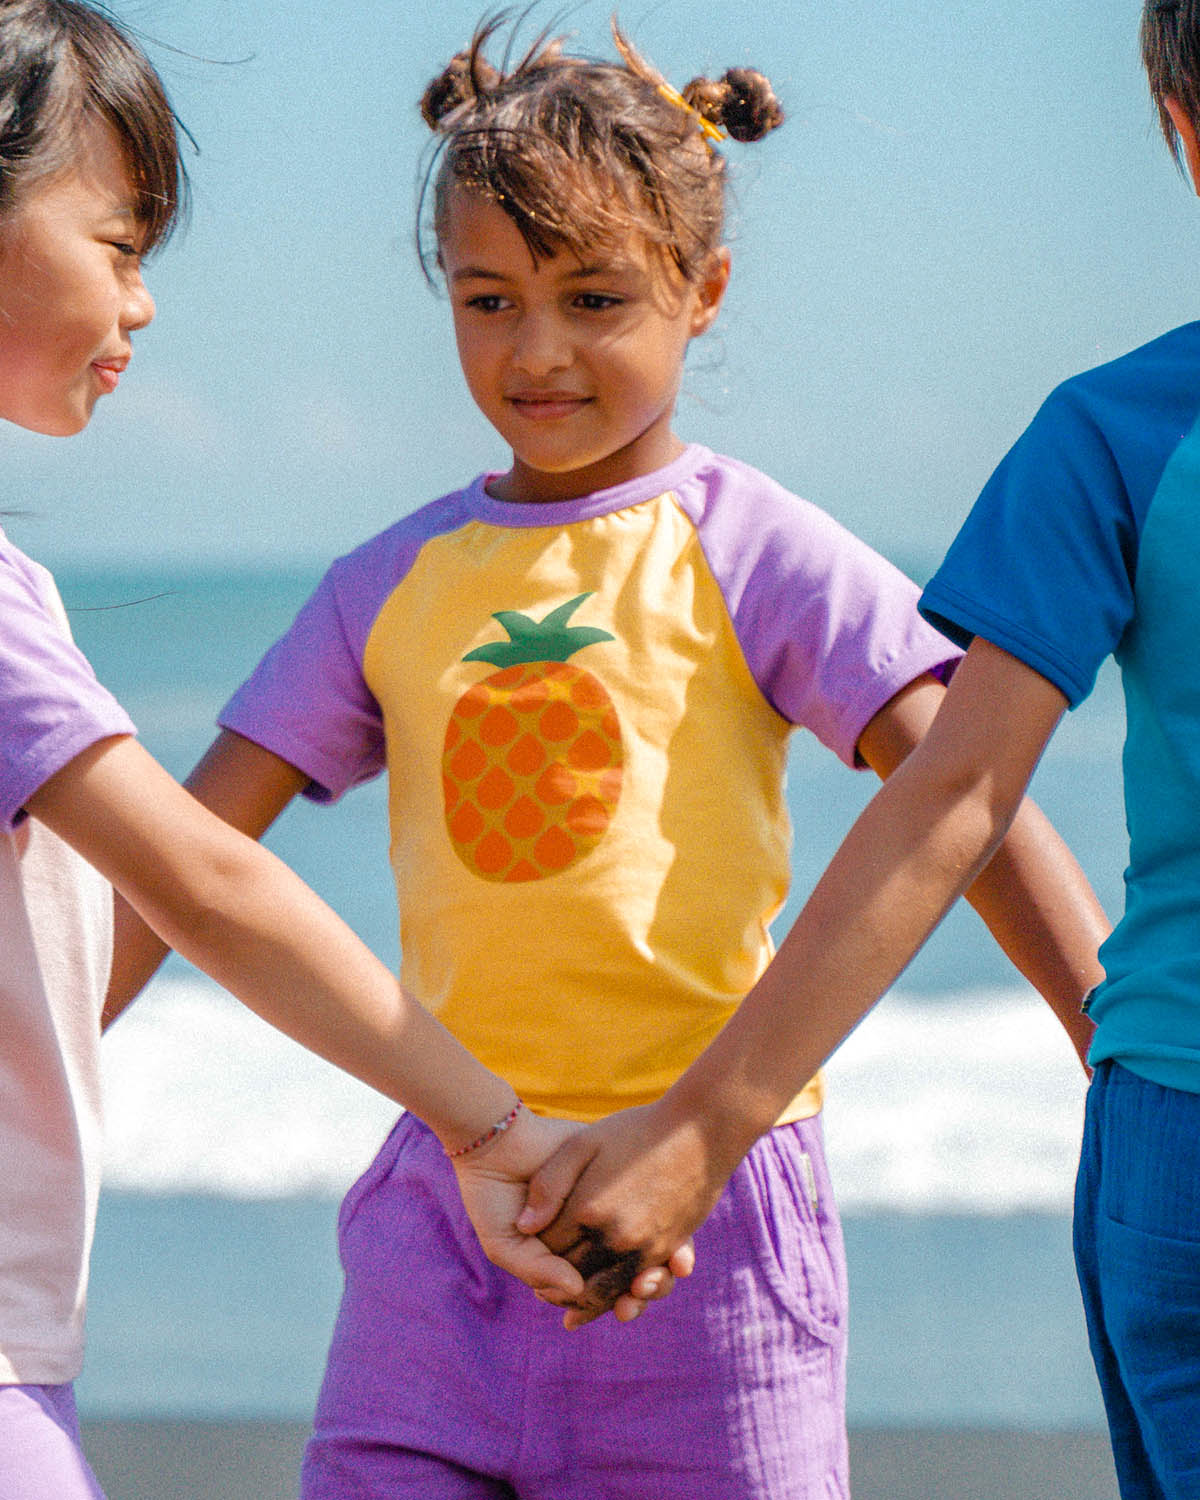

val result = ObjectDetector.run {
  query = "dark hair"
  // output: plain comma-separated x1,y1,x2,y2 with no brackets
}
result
418,13,783,283
0,0,185,249
1142,0,1200,163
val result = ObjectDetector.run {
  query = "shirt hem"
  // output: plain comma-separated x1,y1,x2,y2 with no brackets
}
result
1088,1045,1200,1095
0,1349,84,1386
0,716,134,832
919,581,1093,707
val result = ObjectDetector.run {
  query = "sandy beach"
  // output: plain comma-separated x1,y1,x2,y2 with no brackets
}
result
83,1420,1119,1499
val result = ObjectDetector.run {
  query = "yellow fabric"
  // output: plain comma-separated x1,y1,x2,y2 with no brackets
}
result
362,491,821,1122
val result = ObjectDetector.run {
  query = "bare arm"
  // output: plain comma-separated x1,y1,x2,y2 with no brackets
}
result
855,671,1106,1067
104,730,307,1028
97,728,688,1319
525,643,1101,1316
32,732,592,1303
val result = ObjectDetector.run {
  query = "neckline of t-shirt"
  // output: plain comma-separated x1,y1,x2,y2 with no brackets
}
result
465,444,711,528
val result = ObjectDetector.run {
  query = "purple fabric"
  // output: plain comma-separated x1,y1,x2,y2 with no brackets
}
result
674,452,959,767
220,490,475,803
0,1385,106,1500
221,446,958,796
301,1113,849,1500
0,535,134,832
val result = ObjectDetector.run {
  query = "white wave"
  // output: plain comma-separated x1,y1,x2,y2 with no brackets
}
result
101,979,400,1199
822,990,1088,1213
100,976,1089,1213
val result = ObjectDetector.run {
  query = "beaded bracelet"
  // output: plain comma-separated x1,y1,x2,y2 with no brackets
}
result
444,1100,525,1160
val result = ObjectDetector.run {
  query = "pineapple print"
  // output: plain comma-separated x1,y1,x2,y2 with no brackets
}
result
442,594,624,883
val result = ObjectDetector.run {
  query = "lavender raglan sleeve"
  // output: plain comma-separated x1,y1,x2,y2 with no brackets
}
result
685,458,960,766
219,556,389,802
218,501,474,801
0,541,135,832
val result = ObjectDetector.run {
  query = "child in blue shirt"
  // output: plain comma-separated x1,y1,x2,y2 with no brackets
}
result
524,4,1200,1492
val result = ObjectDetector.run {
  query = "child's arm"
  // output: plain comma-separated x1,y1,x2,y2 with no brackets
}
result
522,643,1103,1321
853,669,1104,1067
103,730,308,1028
99,727,690,1319
30,731,591,1304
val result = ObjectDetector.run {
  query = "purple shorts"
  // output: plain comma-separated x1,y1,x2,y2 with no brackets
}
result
302,1112,848,1499
0,1384,106,1500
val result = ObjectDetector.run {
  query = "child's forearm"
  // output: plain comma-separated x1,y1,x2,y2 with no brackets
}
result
959,798,1107,1066
104,729,309,1029
668,640,1077,1146
669,733,1024,1155
104,891,170,1029
33,735,516,1147
526,642,1079,1306
856,664,1106,1067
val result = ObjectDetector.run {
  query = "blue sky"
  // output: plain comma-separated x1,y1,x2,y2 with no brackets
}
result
3,0,1194,571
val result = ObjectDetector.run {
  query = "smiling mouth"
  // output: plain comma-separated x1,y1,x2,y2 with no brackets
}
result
92,358,129,393
506,394,591,419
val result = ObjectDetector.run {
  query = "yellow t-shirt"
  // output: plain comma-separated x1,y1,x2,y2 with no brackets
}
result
222,447,957,1120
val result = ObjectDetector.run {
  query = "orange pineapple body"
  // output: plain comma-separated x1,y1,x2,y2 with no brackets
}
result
443,596,624,882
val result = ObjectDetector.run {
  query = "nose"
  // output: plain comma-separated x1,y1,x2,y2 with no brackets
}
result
510,309,570,377
123,270,156,333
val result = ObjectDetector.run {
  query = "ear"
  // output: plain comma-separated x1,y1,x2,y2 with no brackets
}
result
1165,96,1200,195
688,246,732,338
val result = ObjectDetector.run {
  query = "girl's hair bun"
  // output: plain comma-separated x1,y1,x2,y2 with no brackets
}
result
420,48,501,130
683,67,784,143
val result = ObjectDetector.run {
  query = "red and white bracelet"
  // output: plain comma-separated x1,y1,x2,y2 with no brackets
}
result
444,1100,525,1159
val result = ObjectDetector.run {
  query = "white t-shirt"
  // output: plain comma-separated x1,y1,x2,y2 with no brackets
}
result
0,532,134,1383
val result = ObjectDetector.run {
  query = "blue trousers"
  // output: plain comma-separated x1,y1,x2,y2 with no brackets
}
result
1076,1061,1200,1499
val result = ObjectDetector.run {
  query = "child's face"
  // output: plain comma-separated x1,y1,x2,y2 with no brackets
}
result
0,117,155,436
440,187,728,503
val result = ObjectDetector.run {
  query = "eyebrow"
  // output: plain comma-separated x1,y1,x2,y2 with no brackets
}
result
449,266,507,283
449,261,639,285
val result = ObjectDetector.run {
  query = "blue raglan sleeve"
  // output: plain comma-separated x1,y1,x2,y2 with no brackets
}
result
920,382,1140,708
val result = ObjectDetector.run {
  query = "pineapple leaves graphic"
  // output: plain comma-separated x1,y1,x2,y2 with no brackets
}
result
443,594,624,883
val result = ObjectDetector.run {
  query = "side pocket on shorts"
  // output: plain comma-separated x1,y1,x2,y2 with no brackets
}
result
336,1110,410,1245
1098,1214,1200,1387
731,1127,844,1345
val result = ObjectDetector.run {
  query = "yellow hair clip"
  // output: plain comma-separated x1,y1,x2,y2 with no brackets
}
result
656,82,726,144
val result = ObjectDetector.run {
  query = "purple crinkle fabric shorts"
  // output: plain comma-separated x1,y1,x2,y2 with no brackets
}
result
302,1110,849,1500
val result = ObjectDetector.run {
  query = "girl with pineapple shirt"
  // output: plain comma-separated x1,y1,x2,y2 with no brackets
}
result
109,18,1107,1498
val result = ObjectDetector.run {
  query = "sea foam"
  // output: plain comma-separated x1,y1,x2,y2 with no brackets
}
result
100,976,1088,1213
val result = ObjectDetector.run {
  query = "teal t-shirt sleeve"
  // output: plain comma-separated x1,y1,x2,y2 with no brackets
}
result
919,382,1139,708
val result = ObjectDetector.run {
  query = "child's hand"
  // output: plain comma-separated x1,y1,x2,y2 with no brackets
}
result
451,1109,588,1306
516,1099,738,1327
452,1107,697,1326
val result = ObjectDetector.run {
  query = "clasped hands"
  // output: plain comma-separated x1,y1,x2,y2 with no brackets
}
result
451,1098,738,1329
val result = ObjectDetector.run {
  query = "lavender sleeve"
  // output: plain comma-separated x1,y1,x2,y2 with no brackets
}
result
0,539,135,832
219,559,387,802
220,497,471,802
679,455,960,767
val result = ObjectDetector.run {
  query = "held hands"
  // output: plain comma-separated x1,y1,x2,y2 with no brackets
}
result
451,1104,695,1326
516,1098,740,1328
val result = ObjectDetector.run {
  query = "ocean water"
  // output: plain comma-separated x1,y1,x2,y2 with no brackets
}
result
53,565,1127,1428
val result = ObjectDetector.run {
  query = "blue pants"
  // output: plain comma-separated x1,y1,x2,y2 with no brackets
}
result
1076,1061,1200,1499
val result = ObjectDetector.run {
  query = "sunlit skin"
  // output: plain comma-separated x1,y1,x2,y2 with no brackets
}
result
0,116,154,436
439,188,730,504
